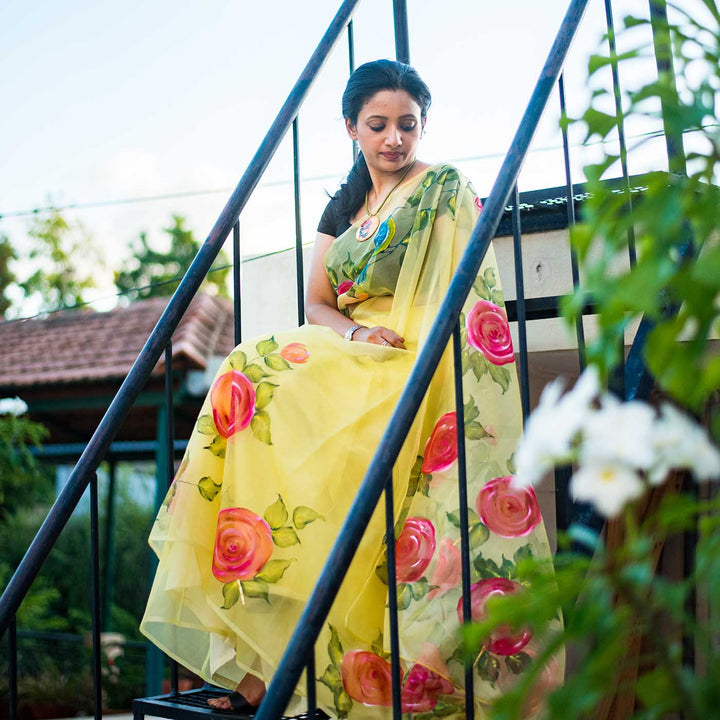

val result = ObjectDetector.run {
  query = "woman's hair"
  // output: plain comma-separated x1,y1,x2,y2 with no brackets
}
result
332,59,432,218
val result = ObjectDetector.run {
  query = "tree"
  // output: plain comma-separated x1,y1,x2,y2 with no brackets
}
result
20,210,102,312
0,233,16,319
114,215,230,299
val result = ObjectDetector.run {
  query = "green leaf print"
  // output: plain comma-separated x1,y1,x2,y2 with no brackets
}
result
334,688,352,719
328,624,343,667
446,193,457,218
293,506,324,529
241,578,270,603
514,544,533,564
421,171,437,189
204,435,227,458
466,421,491,440
410,577,431,600
256,337,279,356
198,476,222,501
469,522,490,549
506,652,532,674
459,311,467,346
196,414,216,435
463,396,479,424
250,412,272,445
397,583,413,611
255,381,278,411
406,456,423,498
507,452,517,475
477,651,501,683
326,265,339,289
272,526,300,547
265,354,292,371
488,364,511,393
375,557,388,585
221,581,240,609
371,631,392,662
446,508,482,528
264,495,288,529
483,267,498,289
243,363,268,382
415,702,463,720
416,208,435,232
470,352,489,382
473,554,505,579
461,349,470,375
255,558,296,584
229,350,247,371
318,663,342,692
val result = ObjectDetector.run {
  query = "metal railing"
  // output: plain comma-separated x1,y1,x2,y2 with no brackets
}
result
2,0,686,717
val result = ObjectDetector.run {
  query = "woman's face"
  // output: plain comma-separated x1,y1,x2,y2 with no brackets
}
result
346,89,424,175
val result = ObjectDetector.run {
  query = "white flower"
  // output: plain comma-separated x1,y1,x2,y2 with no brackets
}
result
571,461,645,517
649,403,720,485
514,366,600,488
0,396,28,416
579,394,656,470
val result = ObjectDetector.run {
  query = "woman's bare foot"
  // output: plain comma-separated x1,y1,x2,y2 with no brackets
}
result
208,673,266,710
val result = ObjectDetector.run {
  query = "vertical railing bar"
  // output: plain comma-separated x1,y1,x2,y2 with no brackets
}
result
452,323,475,720
9,614,17,720
392,0,410,64
510,184,530,422
384,477,402,720
347,21,358,163
306,648,317,718
233,221,242,346
558,73,587,371
293,117,305,327
603,0,637,266
165,343,180,695
101,460,117,631
90,473,102,720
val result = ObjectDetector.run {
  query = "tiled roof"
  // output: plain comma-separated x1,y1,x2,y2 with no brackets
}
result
0,293,236,390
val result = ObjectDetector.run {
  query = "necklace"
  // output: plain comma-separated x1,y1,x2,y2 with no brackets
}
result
356,159,418,242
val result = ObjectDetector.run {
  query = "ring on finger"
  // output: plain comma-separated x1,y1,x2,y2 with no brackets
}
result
381,340,389,346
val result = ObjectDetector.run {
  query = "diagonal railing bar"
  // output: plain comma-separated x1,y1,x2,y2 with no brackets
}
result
254,0,590,717
0,0,361,637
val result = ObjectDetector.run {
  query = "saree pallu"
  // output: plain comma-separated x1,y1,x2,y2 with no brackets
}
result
141,164,561,719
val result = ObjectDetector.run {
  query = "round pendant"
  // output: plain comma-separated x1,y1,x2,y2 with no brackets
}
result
356,215,380,242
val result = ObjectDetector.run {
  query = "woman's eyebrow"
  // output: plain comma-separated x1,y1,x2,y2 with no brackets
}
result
365,114,418,121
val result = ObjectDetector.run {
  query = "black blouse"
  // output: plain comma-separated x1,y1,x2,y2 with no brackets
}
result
317,197,352,238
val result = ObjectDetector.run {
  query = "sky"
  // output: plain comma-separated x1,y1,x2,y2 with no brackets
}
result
1,0,693,316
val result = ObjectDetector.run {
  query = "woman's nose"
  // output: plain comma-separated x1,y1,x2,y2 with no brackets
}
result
385,127,402,147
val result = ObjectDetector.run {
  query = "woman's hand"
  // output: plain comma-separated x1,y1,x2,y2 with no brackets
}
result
353,325,406,349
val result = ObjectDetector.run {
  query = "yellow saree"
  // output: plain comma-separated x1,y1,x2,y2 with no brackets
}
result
141,164,559,719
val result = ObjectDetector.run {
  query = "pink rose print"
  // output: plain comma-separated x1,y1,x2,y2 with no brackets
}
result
498,646,563,719
337,280,353,296
211,507,273,582
476,476,541,538
428,538,462,599
396,517,436,583
421,412,458,473
474,196,483,212
280,343,309,364
457,578,532,655
401,663,454,712
466,300,514,365
211,370,256,438
341,651,393,707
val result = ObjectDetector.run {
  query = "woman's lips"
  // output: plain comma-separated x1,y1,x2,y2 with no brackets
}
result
382,152,402,160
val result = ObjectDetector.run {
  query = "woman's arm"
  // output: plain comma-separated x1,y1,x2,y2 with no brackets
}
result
305,232,405,348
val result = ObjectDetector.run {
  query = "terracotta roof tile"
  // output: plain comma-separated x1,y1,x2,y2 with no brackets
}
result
0,293,236,390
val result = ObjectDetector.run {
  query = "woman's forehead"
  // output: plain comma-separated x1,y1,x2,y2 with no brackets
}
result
359,89,422,117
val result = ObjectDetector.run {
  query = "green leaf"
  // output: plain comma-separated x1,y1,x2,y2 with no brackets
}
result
204,435,227,458
446,193,457,217
318,663,342,692
198,476,222,501
488,363,511,393
333,688,353,719
255,558,295,584
196,414,216,435
470,352,489,381
255,382,278,411
476,651,500,683
465,420,490,440
505,652,532,674
228,350,247,370
371,631,391,661
265,354,292,371
410,577,430,600
461,349,470,375
406,456,423,497
221,581,240,609
243,363,268,382
250,412,272,445
241,578,270,603
256,337,278,356
264,495,288,529
469,522,490,549
397,583,413,610
513,544,533,565
506,452,516,475
483,267,497,289
416,208,434,231
375,557,388,585
473,554,504,579
272,526,300,547
293,505,324,529
446,508,481,528
328,624,343,667
463,396,479,423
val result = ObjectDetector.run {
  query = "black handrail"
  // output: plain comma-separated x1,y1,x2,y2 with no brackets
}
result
0,0,361,637
254,0,591,716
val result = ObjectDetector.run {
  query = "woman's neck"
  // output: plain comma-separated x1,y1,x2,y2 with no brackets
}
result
366,160,430,208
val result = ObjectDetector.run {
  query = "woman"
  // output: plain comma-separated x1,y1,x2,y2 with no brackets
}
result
141,60,559,718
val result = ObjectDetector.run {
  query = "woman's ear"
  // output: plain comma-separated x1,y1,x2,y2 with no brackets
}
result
345,117,358,141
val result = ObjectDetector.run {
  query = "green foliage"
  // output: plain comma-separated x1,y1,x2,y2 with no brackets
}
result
114,214,230,299
19,210,102,311
0,233,16,319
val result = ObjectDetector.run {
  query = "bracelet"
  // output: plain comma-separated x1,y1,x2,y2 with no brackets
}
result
344,324,363,341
